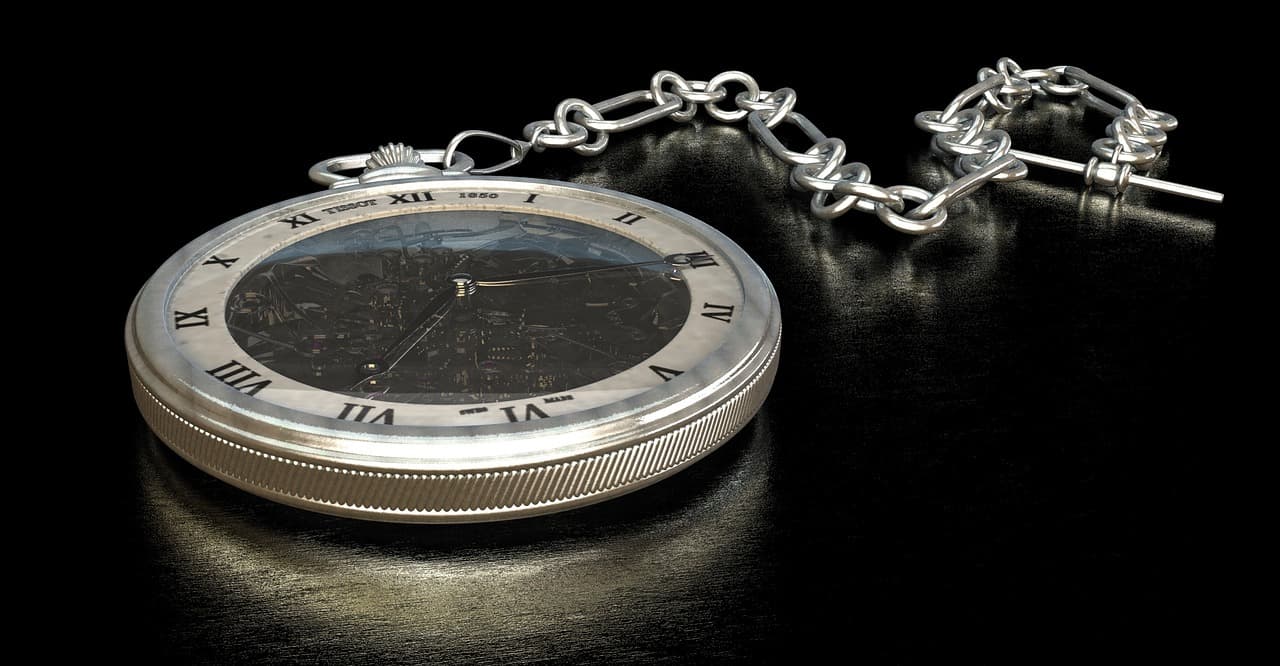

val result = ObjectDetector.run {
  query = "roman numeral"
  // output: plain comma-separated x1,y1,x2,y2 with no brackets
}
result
174,307,210,329
685,251,718,268
612,212,645,225
389,192,434,204
280,213,319,229
500,403,549,422
524,193,539,203
701,303,735,323
203,255,238,269
649,365,683,382
206,360,272,396
337,402,395,424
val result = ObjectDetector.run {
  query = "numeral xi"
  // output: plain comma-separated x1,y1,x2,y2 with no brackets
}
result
280,213,319,229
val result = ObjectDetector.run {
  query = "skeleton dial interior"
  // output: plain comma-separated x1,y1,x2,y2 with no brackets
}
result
169,184,745,427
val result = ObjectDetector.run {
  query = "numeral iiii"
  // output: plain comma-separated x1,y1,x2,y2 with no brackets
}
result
206,360,272,396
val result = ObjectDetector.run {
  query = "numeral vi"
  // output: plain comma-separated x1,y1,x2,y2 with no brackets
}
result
500,403,549,422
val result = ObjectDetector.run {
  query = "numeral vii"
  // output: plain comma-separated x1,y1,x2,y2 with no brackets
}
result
337,402,395,425
206,360,272,396
174,307,210,329
701,303,734,323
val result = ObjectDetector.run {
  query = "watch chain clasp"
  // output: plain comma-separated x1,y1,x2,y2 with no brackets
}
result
917,59,1223,204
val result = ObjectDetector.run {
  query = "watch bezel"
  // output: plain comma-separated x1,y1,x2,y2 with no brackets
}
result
127,177,780,476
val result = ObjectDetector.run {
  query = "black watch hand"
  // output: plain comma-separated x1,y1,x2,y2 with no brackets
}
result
354,285,458,382
475,254,699,287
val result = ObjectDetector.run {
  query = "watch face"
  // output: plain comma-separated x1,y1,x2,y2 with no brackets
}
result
162,179,749,428
130,176,780,521
225,211,693,405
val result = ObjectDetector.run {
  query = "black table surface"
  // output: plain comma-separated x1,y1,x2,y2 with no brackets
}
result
89,49,1227,662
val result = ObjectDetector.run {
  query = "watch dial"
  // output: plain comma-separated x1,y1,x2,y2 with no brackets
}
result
226,211,691,404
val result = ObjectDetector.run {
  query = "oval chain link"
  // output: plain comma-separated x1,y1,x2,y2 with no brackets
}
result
916,57,1178,198
428,60,1177,234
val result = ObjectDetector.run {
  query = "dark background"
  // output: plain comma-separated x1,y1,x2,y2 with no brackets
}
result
86,43,1228,662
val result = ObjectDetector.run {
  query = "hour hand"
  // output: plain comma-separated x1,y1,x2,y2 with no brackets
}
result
355,281,461,380
474,254,703,287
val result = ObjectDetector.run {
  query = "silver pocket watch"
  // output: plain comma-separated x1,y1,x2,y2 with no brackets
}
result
126,63,1220,522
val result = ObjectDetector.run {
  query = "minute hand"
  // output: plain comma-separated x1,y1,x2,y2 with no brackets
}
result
376,288,457,368
475,254,693,287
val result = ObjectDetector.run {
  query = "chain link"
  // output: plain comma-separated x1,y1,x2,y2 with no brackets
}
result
916,57,1179,200
416,60,1181,234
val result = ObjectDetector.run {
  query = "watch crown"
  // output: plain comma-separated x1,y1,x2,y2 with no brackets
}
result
366,143,425,170
352,143,443,186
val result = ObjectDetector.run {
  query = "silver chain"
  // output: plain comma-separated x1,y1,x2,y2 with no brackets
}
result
914,57,1178,207
316,58,1197,234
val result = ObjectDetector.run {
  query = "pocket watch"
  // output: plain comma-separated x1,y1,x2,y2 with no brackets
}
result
127,64,1218,522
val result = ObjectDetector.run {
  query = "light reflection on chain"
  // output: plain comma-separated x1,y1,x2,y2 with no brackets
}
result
315,60,1211,237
